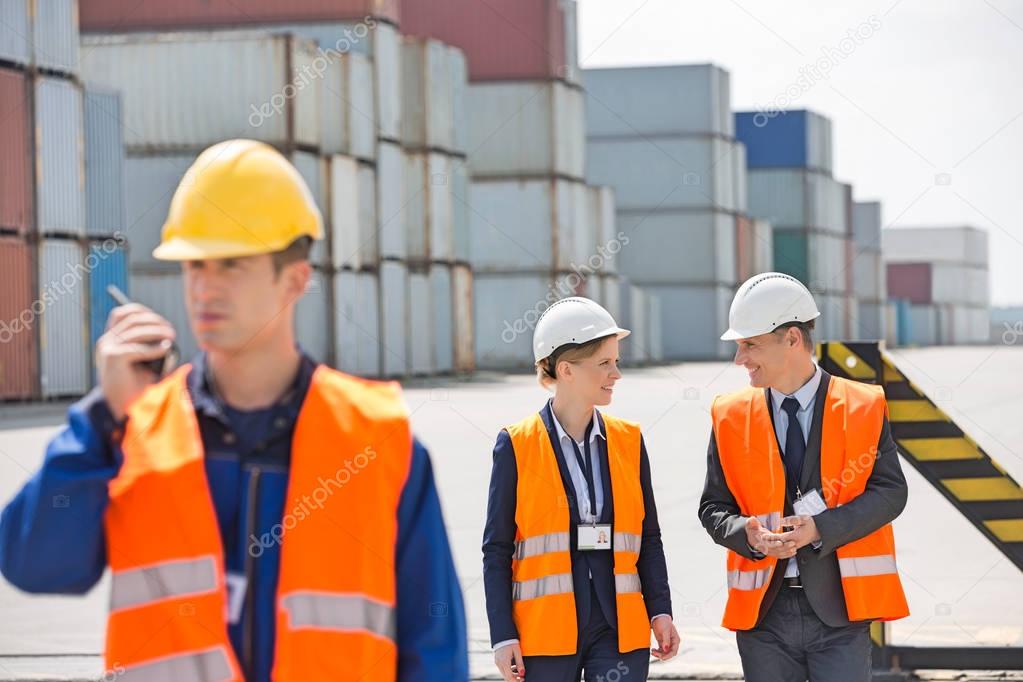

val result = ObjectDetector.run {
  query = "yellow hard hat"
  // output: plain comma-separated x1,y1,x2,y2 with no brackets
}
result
153,139,323,261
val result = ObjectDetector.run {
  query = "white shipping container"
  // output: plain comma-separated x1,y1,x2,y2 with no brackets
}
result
334,270,380,378
373,22,402,141
626,285,649,364
586,136,742,213
852,300,885,341
451,158,470,262
35,76,85,236
408,271,433,375
322,51,376,160
473,271,559,370
584,64,733,138
747,169,846,233
377,142,406,259
403,152,455,262
468,178,587,272
83,87,126,236
646,290,664,362
908,304,938,346
852,249,885,302
468,81,585,179
81,32,321,150
852,201,882,251
289,151,330,267
401,38,467,153
34,0,79,75
643,283,732,360
452,263,474,372
882,226,989,268
430,264,455,373
38,240,89,397
0,0,30,66
561,0,581,85
295,268,332,364
599,274,621,322
965,306,990,344
806,232,849,295
751,218,774,276
330,156,378,269
616,210,736,286
129,269,199,363
379,260,408,376
930,263,989,307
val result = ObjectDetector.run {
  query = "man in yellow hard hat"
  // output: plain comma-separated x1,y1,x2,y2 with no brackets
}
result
0,140,469,681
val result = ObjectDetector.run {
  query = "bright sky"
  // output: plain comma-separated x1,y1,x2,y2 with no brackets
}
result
578,0,1023,306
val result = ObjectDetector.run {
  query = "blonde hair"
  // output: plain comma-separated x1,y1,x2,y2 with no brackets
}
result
536,335,612,391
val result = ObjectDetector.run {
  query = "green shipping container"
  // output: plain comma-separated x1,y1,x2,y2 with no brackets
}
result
773,228,809,285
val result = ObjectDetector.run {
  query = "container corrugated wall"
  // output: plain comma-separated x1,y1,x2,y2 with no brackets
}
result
616,210,735,286
401,38,467,154
584,65,733,137
452,264,474,372
377,142,406,259
81,33,321,150
408,270,433,375
34,0,80,75
123,153,196,267
735,109,833,174
35,76,85,236
38,239,89,397
379,260,408,376
400,0,574,84
644,283,732,360
86,239,129,381
295,269,332,364
322,51,376,160
79,0,399,32
0,0,30,66
430,264,454,373
467,81,585,179
0,237,38,399
882,226,989,268
473,271,555,369
0,68,32,234
334,270,381,377
83,87,125,236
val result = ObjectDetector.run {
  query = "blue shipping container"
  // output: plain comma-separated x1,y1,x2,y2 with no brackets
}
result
87,240,129,382
735,109,832,172
84,87,126,236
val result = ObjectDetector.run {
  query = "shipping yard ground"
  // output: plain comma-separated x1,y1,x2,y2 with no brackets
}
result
0,346,1021,681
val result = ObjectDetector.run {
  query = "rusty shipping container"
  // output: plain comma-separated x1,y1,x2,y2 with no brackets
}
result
0,68,32,234
34,75,86,236
400,0,577,83
0,237,39,400
79,0,399,31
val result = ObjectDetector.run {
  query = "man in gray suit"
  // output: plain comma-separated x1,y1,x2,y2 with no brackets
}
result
699,273,910,682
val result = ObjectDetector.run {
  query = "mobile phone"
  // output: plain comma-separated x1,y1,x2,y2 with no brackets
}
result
107,284,180,376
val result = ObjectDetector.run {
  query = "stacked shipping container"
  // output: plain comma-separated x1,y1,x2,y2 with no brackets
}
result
401,0,626,370
883,226,990,345
849,201,886,340
585,64,760,360
735,109,855,342
80,4,476,378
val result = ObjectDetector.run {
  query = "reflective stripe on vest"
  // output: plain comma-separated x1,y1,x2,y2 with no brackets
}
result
514,532,571,560
838,554,898,578
110,555,218,612
727,567,773,591
281,592,397,641
512,573,574,601
505,410,650,656
614,531,642,554
120,646,233,682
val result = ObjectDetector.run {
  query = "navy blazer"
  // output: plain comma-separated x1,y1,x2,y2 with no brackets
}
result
482,404,672,648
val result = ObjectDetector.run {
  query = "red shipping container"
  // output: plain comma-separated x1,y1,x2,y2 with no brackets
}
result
401,0,568,82
79,0,399,32
0,67,33,234
0,237,39,399
886,262,932,304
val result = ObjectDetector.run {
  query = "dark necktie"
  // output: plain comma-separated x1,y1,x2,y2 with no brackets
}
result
781,397,806,493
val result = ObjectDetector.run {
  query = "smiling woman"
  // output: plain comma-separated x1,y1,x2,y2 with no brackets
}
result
483,296,680,682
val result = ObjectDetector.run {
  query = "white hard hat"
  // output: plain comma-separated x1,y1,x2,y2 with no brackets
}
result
720,272,821,341
533,297,630,363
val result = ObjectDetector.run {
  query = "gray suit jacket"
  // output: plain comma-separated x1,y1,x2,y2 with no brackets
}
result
697,369,909,627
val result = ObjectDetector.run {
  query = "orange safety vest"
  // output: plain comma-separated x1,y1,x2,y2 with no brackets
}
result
104,364,412,681
504,411,650,656
711,375,909,631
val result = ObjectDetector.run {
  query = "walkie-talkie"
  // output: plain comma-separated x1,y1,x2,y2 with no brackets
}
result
106,284,180,377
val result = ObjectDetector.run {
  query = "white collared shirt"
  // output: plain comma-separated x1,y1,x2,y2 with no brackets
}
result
767,363,823,578
548,400,605,524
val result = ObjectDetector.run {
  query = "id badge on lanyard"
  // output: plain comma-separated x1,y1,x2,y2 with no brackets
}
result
578,523,612,551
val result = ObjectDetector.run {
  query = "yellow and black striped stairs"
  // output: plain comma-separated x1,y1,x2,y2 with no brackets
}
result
818,341,1023,571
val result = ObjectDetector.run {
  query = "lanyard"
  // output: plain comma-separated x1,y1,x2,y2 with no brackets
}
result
566,420,598,519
